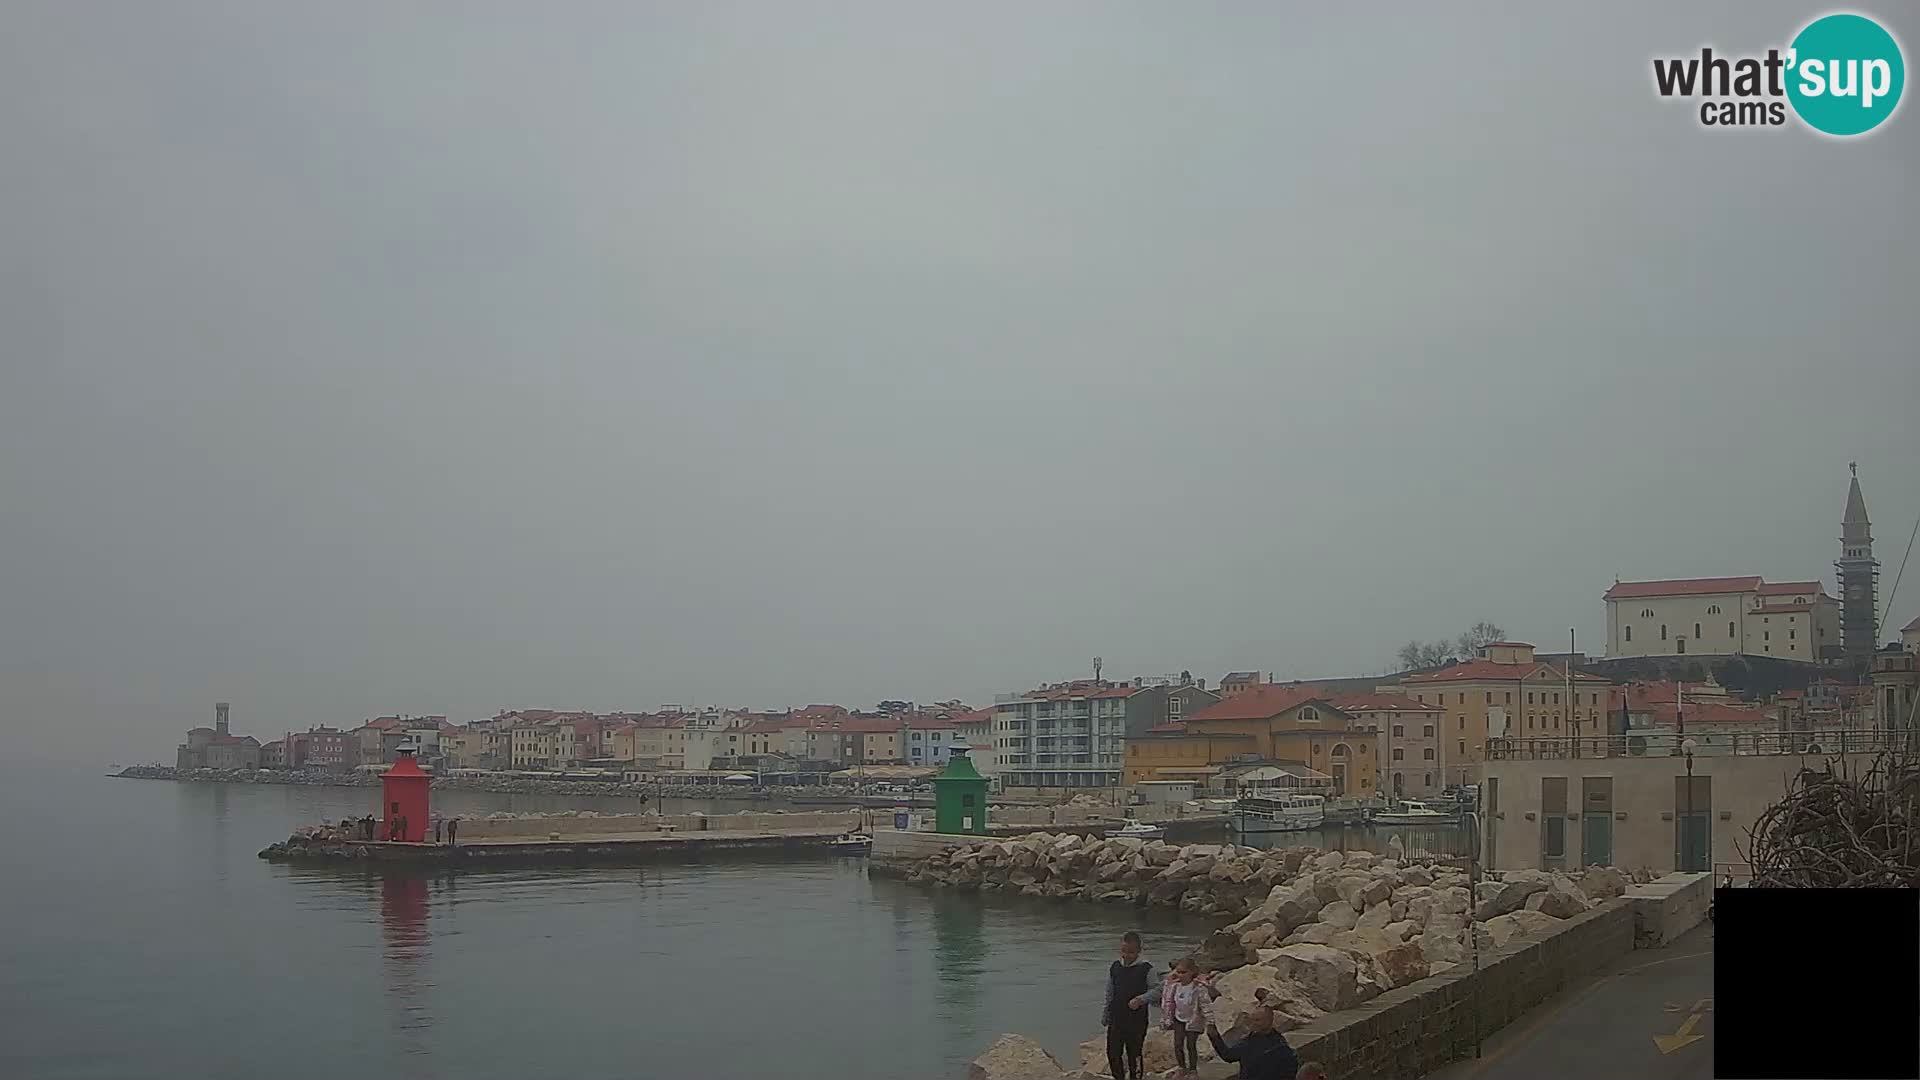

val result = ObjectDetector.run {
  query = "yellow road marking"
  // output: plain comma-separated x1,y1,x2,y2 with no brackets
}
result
1655,1010,1707,1054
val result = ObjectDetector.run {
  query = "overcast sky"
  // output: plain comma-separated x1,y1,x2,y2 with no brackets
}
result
3,2,1916,763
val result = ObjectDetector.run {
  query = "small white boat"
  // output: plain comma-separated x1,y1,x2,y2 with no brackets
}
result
828,833,873,852
1111,821,1165,839
1372,800,1456,825
1232,793,1327,834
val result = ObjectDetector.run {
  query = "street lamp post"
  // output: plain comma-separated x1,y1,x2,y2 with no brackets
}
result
1680,736,1699,872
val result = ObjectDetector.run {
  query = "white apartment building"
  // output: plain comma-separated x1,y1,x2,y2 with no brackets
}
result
1604,576,1840,663
993,681,1132,789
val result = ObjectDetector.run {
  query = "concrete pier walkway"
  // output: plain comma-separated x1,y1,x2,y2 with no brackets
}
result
259,827,865,866
1424,923,1715,1080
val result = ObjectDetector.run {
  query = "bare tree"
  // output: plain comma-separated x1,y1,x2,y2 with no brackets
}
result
1455,621,1507,659
1395,621,1507,672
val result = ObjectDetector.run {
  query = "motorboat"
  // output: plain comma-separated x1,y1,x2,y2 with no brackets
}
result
828,833,873,852
1371,800,1456,825
1231,793,1327,834
1110,820,1165,839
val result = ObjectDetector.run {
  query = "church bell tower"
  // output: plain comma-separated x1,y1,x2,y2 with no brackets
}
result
1838,463,1878,664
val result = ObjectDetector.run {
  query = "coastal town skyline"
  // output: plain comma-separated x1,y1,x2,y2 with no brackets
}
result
43,467,1920,765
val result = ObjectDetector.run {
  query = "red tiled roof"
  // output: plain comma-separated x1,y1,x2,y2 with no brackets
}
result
951,708,995,724
1221,671,1261,681
1185,685,1334,722
1645,701,1771,726
1328,693,1441,713
741,720,787,734
826,716,903,734
1481,642,1534,649
1757,581,1826,596
1604,576,1762,600
901,715,957,730
1141,724,1254,738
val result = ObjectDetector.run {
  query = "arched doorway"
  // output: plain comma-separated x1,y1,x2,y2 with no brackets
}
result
1331,743,1351,796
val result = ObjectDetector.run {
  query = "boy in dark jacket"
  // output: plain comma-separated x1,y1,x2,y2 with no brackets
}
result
1204,991,1299,1080
1101,931,1159,1079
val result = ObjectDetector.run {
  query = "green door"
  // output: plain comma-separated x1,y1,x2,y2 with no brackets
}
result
1583,811,1612,867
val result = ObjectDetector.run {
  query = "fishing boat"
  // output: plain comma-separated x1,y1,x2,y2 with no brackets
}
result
1371,800,1456,825
1230,793,1327,834
1110,820,1165,839
828,833,873,852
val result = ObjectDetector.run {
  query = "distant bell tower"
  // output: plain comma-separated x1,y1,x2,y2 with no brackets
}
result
1838,463,1879,664
215,701,231,737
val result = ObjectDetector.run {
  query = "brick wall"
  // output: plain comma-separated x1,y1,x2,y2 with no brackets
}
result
1280,900,1636,1079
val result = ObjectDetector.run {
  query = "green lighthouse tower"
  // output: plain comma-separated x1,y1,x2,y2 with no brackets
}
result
931,747,990,835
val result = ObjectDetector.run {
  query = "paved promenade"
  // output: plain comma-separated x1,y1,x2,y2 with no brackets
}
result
1425,923,1715,1080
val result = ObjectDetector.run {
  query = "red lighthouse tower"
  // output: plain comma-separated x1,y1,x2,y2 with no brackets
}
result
381,746,430,843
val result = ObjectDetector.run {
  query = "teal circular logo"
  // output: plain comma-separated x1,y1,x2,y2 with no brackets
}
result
1786,13,1905,136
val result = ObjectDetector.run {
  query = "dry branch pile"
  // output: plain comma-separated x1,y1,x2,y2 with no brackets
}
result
1745,753,1920,888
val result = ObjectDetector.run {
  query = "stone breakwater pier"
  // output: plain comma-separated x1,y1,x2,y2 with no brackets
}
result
260,810,866,867
874,831,1710,1080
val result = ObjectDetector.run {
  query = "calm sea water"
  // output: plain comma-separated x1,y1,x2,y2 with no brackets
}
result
0,766,1220,1080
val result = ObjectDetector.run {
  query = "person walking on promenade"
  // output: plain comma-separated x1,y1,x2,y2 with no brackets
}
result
1101,931,1158,1080
434,818,443,845
1159,957,1216,1079
446,817,459,846
1203,992,1299,1080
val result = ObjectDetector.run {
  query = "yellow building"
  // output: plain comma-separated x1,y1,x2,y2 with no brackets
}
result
1125,685,1380,796
1395,642,1611,787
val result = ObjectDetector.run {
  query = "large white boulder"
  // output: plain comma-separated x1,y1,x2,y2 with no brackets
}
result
970,1034,1066,1080
1263,943,1362,1012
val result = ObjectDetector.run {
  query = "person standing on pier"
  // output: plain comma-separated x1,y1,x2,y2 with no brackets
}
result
446,817,459,846
434,818,443,845
1101,930,1158,1080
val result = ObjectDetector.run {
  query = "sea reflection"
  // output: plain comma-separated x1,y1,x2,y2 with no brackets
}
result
379,873,434,1050
930,888,987,1065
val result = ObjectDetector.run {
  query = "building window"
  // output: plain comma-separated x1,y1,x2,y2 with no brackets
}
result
1392,724,1405,737
1485,691,1492,704
1694,622,1702,638
1707,605,1720,615
1552,693,1560,705
1457,693,1465,705
1729,621,1735,638
1424,773,1433,787
1528,692,1535,705
1625,626,1632,642
1423,748,1435,760
1168,698,1183,717
1423,724,1434,737
1660,624,1668,640
1642,608,1654,618
1764,631,1770,641
1299,707,1318,721
1393,748,1405,760
1458,740,1467,756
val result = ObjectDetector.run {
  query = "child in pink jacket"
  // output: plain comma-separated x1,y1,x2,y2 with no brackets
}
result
1159,957,1219,1079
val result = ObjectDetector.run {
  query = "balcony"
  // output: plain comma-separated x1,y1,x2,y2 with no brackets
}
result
1486,728,1897,760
